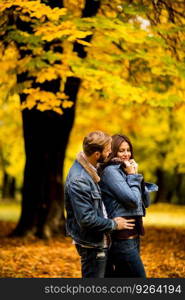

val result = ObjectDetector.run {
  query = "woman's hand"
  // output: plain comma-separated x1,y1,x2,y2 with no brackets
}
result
129,159,138,174
123,160,137,174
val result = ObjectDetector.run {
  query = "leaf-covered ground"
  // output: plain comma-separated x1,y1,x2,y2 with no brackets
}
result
0,221,184,278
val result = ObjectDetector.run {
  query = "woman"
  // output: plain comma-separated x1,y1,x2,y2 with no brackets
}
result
99,134,158,278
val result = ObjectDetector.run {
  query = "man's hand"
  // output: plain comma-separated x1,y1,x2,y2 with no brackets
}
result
113,217,135,230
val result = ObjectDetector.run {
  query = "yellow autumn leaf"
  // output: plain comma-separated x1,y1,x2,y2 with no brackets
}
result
53,107,64,114
76,39,92,47
36,68,58,83
62,100,74,109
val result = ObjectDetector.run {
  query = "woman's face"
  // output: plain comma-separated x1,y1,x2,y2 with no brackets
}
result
117,141,131,161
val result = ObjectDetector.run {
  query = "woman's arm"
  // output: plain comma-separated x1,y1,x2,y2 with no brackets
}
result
101,166,143,209
141,181,159,208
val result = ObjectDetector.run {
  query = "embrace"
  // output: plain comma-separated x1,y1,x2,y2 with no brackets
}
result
64,131,158,278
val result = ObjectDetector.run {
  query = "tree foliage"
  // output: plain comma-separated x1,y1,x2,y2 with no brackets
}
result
0,94,24,189
0,0,185,203
0,0,184,111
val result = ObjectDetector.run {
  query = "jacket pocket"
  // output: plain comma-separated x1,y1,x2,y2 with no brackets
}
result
91,191,101,210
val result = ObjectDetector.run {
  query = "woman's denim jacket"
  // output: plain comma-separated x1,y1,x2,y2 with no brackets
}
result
99,164,158,218
64,160,115,248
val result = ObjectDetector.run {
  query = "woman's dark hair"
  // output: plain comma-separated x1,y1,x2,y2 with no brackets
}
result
110,134,134,160
98,134,134,175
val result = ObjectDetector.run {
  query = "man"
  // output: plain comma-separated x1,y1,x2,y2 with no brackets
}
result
64,131,134,278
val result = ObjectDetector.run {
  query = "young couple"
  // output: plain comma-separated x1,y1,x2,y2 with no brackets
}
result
64,131,158,278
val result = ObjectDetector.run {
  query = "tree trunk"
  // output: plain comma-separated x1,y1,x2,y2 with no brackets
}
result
154,168,185,205
154,168,168,203
13,77,80,238
2,171,16,200
12,0,101,238
175,173,185,205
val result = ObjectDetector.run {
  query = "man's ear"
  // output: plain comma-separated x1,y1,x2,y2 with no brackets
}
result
94,151,101,160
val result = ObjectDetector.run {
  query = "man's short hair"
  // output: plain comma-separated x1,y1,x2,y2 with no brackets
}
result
83,131,111,156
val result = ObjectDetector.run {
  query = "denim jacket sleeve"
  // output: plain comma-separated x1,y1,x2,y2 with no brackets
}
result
101,166,143,209
141,181,159,208
69,177,114,232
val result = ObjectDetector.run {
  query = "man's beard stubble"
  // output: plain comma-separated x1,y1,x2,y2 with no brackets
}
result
97,153,108,163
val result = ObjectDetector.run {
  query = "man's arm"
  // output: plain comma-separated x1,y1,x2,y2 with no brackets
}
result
69,177,115,232
69,177,130,232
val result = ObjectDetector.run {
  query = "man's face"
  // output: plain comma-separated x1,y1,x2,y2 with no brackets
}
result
97,142,112,163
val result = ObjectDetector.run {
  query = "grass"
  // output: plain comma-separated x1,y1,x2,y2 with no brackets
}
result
0,201,21,222
144,203,185,229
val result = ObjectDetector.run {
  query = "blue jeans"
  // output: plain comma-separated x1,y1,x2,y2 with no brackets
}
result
75,244,107,278
105,238,146,278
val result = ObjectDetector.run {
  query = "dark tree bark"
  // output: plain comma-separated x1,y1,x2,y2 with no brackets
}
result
175,173,185,205
153,168,168,203
2,171,16,200
9,177,16,199
154,168,185,205
12,0,101,238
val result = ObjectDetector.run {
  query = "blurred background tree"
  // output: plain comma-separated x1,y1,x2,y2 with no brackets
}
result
0,0,184,237
0,94,25,200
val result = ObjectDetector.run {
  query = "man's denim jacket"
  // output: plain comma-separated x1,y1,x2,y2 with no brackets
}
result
99,164,158,219
64,160,114,248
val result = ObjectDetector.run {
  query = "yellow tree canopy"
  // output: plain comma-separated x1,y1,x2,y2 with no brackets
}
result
0,0,184,112
0,0,185,182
